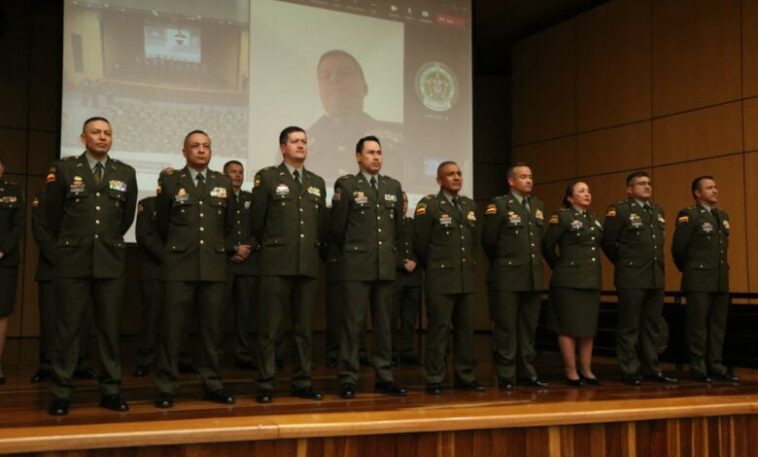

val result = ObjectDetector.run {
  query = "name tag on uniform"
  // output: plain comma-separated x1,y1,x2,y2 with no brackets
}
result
384,194,397,202
276,184,290,196
307,186,321,197
440,214,453,227
109,179,127,192
210,187,227,198
175,188,189,202
353,191,368,205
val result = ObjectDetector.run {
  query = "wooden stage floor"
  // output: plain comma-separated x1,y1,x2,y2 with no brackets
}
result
0,335,756,455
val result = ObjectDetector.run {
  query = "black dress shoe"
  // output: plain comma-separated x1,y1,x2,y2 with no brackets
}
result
425,383,442,395
48,398,69,416
133,365,150,377
622,375,642,386
293,386,323,400
73,367,97,380
498,379,514,390
692,374,712,383
454,380,485,392
30,370,51,383
375,382,407,396
275,357,285,370
712,372,740,382
234,358,256,370
521,377,549,388
178,361,198,374
340,383,356,399
256,390,273,404
155,393,174,408
206,390,236,404
565,377,584,387
100,395,129,412
645,372,679,383
579,374,602,386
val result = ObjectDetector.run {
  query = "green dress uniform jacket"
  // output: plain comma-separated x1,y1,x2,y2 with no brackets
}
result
413,191,479,384
671,204,731,377
601,199,665,290
156,167,236,282
228,190,257,276
251,163,327,278
671,205,729,293
481,192,545,291
541,208,603,290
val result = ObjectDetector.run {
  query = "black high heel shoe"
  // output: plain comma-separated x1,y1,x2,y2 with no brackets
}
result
579,373,602,386
565,374,584,387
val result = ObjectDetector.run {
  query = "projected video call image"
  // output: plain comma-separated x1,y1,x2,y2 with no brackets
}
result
61,0,472,241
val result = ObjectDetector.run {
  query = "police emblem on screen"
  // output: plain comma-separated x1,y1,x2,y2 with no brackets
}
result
415,62,458,112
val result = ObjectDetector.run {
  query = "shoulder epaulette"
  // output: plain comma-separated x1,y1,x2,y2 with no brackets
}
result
338,173,354,180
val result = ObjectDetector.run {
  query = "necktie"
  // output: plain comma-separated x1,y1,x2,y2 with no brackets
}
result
370,176,378,198
196,173,206,195
523,196,531,213
452,195,463,218
93,162,103,185
292,169,301,193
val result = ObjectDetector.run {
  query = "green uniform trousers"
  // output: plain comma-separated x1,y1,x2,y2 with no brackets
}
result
392,284,421,359
686,292,729,377
616,288,663,377
155,281,226,394
425,292,476,384
489,290,541,382
225,273,256,364
50,277,124,399
37,280,92,373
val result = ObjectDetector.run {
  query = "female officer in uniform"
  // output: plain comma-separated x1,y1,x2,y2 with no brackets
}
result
541,181,602,386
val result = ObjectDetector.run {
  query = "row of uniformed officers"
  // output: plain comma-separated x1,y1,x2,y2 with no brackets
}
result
0,117,738,417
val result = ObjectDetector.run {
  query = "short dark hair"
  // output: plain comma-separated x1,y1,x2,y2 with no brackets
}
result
436,160,458,177
317,49,366,83
356,135,381,153
626,171,650,187
223,160,243,173
82,116,110,133
184,129,210,146
691,175,715,197
279,126,306,145
506,162,531,180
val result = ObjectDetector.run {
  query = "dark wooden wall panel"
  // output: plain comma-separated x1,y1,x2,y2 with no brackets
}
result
576,0,652,131
744,151,758,295
576,122,652,176
651,0,741,116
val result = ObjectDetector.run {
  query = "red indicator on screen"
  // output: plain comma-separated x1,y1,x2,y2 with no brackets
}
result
435,14,466,28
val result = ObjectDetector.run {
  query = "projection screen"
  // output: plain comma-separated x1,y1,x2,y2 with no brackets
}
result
61,0,473,241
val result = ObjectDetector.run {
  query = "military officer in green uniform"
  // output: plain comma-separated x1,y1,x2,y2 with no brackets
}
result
0,157,25,385
223,160,257,370
46,117,137,415
671,176,738,383
330,135,406,398
414,161,484,394
601,171,677,385
393,192,422,366
31,189,93,383
541,181,603,386
154,130,237,408
481,163,547,389
251,126,328,403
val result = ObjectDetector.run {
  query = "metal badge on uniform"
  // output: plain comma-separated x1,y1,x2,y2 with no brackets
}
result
535,209,544,220
594,220,603,229
702,221,714,233
657,214,665,224
570,219,583,231
353,191,368,205
109,179,127,192
723,220,730,230
175,188,189,202
384,194,397,203
244,201,251,209
276,184,290,196
1,196,17,203
439,214,453,227
307,186,321,197
629,213,642,228
508,213,522,225
210,186,227,198
70,176,85,194
467,211,476,222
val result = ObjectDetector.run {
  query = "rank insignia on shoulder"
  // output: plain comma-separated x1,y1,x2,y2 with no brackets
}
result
549,214,559,224
677,215,689,223
138,203,144,213
46,172,56,184
415,202,427,216
606,208,617,217
254,175,262,187
485,203,497,215
32,197,39,207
